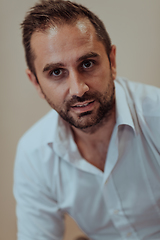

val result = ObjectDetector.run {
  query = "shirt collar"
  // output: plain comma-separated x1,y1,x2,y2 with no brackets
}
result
114,80,135,132
51,116,103,175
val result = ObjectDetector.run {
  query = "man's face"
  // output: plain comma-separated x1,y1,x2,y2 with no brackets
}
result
28,19,117,130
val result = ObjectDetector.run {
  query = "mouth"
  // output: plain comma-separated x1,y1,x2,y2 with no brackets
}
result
70,100,95,113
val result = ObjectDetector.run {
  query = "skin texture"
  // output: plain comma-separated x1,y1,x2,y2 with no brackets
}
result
26,19,117,171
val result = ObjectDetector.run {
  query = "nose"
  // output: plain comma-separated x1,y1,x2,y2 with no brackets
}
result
68,70,89,97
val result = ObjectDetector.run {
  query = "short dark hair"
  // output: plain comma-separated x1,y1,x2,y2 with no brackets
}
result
21,0,112,75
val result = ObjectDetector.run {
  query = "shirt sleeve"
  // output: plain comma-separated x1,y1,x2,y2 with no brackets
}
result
13,140,65,240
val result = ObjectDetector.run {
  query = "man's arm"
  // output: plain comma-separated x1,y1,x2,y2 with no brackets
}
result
13,140,65,240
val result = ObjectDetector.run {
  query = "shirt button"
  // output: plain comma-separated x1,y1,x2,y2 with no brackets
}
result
114,209,119,214
127,232,132,237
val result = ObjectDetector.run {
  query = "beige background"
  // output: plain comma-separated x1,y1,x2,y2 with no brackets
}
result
0,0,160,240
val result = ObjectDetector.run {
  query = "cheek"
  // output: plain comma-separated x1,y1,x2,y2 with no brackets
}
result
91,68,111,90
44,83,68,105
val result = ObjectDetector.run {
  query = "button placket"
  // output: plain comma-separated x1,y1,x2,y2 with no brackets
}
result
104,175,139,240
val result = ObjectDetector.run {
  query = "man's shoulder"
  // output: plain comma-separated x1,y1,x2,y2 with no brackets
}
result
116,77,160,151
18,110,58,151
116,77,160,115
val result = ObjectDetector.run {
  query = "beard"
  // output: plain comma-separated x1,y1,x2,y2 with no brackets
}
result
40,73,115,131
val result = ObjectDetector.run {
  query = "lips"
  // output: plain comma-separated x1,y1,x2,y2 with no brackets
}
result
71,100,95,108
70,100,95,113
71,100,94,108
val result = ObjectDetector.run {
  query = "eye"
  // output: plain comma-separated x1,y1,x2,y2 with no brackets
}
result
51,68,63,76
82,60,94,69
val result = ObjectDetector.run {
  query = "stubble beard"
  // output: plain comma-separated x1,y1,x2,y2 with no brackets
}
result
60,84,115,131
40,75,115,132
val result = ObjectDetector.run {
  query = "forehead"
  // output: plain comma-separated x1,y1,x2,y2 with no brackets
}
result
30,19,105,69
31,19,97,50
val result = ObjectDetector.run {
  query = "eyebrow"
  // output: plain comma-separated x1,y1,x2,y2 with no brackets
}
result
77,52,100,62
43,63,64,73
43,52,100,73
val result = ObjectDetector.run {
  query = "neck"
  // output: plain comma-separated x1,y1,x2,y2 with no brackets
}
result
71,107,116,171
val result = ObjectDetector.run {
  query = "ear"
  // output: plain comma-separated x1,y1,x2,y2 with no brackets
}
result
26,69,45,99
109,45,117,80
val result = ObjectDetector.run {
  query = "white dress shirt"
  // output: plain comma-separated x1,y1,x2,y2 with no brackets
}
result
14,77,160,240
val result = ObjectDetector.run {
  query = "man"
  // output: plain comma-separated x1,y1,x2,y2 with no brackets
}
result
13,0,160,240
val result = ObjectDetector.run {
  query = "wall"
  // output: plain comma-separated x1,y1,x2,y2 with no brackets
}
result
0,0,160,239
